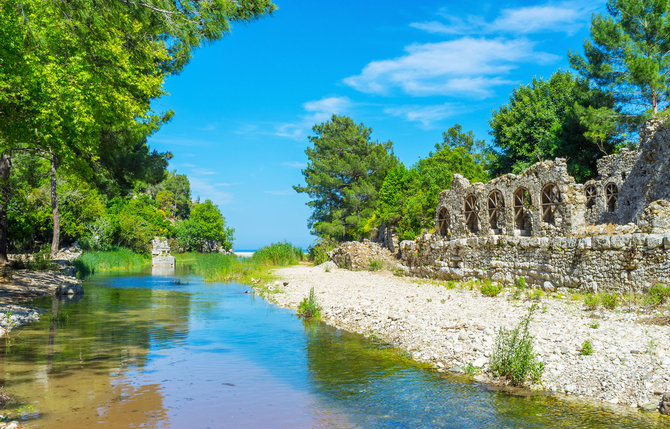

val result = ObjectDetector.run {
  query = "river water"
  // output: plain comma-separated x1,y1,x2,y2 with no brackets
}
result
0,270,665,428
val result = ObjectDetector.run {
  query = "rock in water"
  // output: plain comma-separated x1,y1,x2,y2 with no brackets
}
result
659,391,670,415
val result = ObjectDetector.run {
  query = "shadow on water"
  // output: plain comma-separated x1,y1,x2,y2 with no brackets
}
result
0,269,665,428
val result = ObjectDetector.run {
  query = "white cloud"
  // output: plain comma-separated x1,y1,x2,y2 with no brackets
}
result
344,38,556,98
384,103,460,128
192,168,217,175
275,96,352,140
189,176,233,206
282,161,307,169
412,2,596,36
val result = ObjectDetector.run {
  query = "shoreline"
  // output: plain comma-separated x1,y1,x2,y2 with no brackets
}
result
0,270,83,338
270,264,669,413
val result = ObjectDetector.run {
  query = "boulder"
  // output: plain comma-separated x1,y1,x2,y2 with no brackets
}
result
660,391,670,416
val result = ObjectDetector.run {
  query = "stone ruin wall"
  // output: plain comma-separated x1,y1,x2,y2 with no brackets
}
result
398,120,670,293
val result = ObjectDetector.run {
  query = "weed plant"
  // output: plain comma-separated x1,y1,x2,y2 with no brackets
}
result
489,303,544,386
480,279,503,297
308,238,336,265
584,294,599,310
645,284,670,307
297,287,321,319
368,259,383,271
580,339,593,355
601,293,618,310
253,242,303,266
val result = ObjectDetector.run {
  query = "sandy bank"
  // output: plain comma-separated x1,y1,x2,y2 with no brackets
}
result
0,270,83,337
271,264,669,411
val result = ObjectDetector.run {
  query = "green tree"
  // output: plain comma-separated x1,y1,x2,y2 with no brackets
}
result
149,171,192,219
376,125,489,240
569,0,670,116
489,70,616,182
294,115,397,241
176,200,234,252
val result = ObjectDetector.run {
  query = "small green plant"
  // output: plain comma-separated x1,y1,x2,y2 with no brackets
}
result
526,289,543,301
580,339,593,356
297,287,321,319
445,280,457,290
426,298,432,302
645,284,670,307
464,363,479,376
601,293,618,310
584,293,599,310
646,338,657,357
480,279,503,297
440,298,446,304
368,259,383,271
514,276,527,290
589,322,599,329
489,303,544,386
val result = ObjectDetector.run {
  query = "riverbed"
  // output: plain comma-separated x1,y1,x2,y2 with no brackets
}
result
0,268,666,427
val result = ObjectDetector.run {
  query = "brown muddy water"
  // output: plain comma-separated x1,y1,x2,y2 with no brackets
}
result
0,270,666,428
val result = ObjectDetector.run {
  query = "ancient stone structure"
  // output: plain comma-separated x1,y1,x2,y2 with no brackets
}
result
151,237,175,271
398,120,670,293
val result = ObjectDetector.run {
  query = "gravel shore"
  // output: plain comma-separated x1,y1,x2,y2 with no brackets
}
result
271,263,670,411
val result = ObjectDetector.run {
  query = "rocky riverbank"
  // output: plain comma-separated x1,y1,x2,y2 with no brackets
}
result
270,264,670,413
0,270,83,338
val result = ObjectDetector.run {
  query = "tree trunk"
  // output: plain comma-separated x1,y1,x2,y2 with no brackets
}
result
0,154,11,265
653,91,658,115
50,154,60,258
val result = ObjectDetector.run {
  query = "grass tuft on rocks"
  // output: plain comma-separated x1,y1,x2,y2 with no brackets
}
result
489,303,544,386
580,339,593,356
645,283,670,307
480,279,503,297
297,287,321,319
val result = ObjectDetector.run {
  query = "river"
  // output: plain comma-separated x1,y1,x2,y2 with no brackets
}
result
0,269,664,428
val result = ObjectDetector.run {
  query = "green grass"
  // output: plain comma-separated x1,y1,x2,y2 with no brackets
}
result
580,339,593,356
73,248,151,277
480,279,503,297
252,242,304,266
177,252,270,284
645,284,670,307
369,259,383,271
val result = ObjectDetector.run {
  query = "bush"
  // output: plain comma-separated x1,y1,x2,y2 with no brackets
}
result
489,303,544,386
297,287,321,319
584,293,599,310
601,293,618,310
253,242,303,266
308,237,336,265
368,259,383,271
645,284,670,307
480,279,503,297
580,339,593,356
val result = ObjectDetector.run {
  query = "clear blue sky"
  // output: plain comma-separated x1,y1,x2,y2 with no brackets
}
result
148,0,606,250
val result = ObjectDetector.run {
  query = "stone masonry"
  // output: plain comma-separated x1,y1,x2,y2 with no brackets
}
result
398,120,670,292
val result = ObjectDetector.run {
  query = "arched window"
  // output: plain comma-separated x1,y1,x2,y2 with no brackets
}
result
584,185,597,209
514,187,532,234
605,183,618,212
437,207,450,237
541,184,561,225
487,190,504,233
464,195,479,233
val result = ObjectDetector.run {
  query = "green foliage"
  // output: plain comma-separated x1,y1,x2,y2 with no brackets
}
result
308,237,337,265
489,70,616,182
569,0,670,116
589,322,600,329
584,293,599,310
601,293,619,310
297,287,322,320
368,259,383,271
645,284,670,306
375,124,489,241
480,279,503,297
580,339,594,356
175,199,234,252
73,249,151,277
253,242,303,266
294,115,397,241
489,304,545,386
177,253,268,284
148,171,192,220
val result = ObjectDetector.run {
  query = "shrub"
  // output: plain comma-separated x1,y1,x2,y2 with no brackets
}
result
368,259,383,271
297,287,321,319
645,284,670,307
480,279,503,297
253,242,303,266
601,293,618,310
584,293,599,310
489,303,544,386
308,237,337,265
580,339,593,356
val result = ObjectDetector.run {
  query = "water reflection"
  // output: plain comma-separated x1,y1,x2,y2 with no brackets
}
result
0,272,665,428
